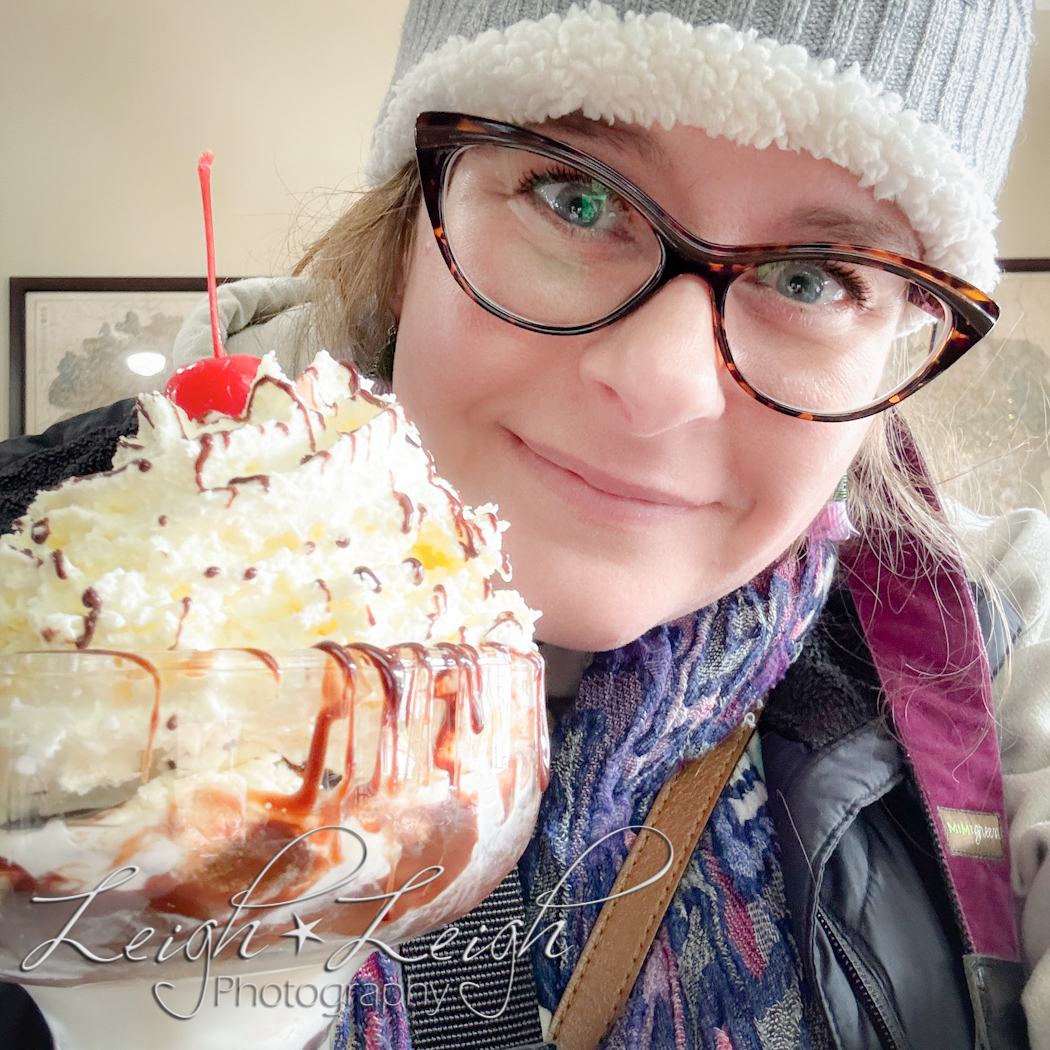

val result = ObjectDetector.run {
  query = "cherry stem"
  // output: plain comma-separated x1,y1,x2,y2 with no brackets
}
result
198,151,225,360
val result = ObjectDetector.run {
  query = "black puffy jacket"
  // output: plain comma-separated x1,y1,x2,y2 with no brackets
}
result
762,585,1028,1050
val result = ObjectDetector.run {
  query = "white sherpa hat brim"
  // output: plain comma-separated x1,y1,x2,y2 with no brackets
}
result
369,1,1000,292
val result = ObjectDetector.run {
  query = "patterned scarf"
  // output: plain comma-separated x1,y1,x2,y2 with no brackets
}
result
335,540,837,1050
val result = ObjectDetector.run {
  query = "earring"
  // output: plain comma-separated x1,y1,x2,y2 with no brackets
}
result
810,474,856,542
375,321,397,383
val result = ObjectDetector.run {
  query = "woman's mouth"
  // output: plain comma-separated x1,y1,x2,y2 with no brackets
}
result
507,430,707,524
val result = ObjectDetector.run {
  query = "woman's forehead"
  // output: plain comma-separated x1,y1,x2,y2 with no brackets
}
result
535,113,922,257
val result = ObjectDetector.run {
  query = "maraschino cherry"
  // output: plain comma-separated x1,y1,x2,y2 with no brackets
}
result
164,151,260,420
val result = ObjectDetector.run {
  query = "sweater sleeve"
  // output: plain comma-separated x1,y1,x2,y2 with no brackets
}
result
171,275,315,375
957,505,1050,1049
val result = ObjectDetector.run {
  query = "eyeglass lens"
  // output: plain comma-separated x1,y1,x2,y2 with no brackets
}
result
440,143,953,416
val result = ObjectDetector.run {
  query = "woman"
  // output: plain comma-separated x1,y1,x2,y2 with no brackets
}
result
273,2,1046,1047
6,1,1047,1048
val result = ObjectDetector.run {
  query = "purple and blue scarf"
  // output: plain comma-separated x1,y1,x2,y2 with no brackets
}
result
336,541,836,1050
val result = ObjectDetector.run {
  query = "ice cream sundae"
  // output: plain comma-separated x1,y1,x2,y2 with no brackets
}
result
0,348,547,1049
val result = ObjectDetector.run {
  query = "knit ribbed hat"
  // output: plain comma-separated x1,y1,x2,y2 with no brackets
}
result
369,0,1033,292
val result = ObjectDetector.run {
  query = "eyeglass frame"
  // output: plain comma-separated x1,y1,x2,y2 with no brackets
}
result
414,111,999,423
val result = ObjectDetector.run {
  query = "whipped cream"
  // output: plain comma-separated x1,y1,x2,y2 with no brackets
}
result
0,352,537,653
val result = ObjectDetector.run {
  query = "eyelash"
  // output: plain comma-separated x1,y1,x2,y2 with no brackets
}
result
517,165,613,202
818,261,871,306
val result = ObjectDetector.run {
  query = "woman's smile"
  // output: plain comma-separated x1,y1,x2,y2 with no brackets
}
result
508,429,708,524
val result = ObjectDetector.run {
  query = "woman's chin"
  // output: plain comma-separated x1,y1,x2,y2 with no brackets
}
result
505,550,711,653
530,596,680,653
535,623,637,653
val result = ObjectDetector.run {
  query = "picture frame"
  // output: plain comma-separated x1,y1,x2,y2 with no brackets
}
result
8,277,243,438
910,258,1050,515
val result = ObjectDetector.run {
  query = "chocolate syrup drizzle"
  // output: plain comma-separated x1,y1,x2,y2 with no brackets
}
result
75,589,103,648
484,611,524,638
243,376,317,451
358,389,396,419
51,550,68,580
402,558,424,586
194,433,216,491
391,481,415,534
336,359,362,397
71,458,152,486
425,585,447,640
267,641,540,809
243,648,281,682
425,460,482,559
170,596,192,649
354,567,382,593
227,475,271,492
300,450,331,470
435,643,487,734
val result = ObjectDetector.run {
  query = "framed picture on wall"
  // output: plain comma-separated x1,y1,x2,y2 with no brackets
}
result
8,277,243,437
909,258,1050,515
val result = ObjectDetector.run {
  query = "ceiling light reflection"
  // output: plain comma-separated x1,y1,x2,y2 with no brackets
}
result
125,351,168,377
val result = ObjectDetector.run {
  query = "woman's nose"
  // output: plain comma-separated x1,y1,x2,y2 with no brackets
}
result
576,276,727,437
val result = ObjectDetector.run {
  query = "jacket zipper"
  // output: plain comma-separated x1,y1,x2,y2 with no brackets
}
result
907,767,975,955
816,909,904,1050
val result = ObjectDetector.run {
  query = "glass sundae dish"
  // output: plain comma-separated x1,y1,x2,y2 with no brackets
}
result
0,351,547,1050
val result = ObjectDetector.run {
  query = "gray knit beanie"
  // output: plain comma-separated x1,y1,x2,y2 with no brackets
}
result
368,0,1034,292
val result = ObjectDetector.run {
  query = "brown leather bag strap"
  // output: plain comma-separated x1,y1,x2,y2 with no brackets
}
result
547,718,757,1050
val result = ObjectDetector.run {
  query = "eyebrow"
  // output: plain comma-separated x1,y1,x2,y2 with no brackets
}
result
540,112,666,170
786,206,921,257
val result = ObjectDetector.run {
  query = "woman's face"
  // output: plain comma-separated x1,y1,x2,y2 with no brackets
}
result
393,119,920,650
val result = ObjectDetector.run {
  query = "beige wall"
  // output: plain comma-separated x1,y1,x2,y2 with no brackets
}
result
0,0,411,436
1,3,1047,438
998,11,1050,259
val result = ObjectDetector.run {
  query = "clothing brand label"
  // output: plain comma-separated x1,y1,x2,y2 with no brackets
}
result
937,807,1004,859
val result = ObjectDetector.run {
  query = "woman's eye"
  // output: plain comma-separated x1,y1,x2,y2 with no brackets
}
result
534,178,614,229
754,262,852,306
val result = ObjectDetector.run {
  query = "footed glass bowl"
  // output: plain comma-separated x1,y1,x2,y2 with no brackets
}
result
0,645,547,1050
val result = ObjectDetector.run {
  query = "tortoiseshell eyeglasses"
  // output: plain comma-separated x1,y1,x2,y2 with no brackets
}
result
414,112,999,423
